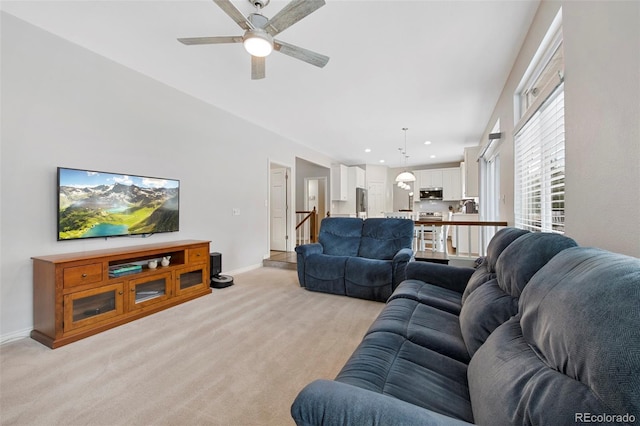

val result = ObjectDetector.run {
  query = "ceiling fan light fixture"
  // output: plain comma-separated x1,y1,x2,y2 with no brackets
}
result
243,29,273,57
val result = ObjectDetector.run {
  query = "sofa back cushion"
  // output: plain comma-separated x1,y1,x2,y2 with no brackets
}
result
459,232,577,357
318,217,364,256
461,227,529,304
468,247,640,425
357,218,414,260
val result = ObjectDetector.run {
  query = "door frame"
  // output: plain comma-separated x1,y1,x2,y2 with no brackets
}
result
303,176,328,219
267,160,293,256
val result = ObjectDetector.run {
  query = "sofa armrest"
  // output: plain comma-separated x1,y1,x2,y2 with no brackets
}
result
295,244,324,288
391,247,414,287
405,262,476,294
291,380,474,426
295,243,324,258
393,247,414,263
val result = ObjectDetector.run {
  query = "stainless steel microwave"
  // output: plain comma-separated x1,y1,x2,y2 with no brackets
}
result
419,188,443,200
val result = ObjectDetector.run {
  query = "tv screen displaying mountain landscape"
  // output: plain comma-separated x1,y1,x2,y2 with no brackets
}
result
57,167,180,240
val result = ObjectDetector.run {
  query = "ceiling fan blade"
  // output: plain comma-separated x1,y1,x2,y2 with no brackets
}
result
264,0,325,37
178,36,242,45
274,40,329,68
212,0,254,31
251,56,266,80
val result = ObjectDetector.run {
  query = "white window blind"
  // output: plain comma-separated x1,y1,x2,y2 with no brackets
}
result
515,85,565,233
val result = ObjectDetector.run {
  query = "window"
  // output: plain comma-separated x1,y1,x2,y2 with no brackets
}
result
515,86,565,233
514,10,565,234
479,120,501,222
479,120,501,244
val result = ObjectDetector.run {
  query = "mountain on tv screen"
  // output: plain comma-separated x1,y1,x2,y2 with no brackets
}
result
57,167,180,241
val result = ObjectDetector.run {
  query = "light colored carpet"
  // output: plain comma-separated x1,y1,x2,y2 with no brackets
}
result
0,267,384,426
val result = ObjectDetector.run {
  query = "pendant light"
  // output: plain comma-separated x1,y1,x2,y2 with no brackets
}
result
395,128,416,182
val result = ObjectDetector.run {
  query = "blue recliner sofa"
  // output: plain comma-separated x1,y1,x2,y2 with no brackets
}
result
292,229,640,425
295,217,414,302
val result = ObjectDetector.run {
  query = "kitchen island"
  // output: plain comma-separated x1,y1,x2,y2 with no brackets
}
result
414,219,508,260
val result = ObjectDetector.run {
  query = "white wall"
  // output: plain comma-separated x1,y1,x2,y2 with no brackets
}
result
562,0,639,256
0,14,332,340
478,0,640,257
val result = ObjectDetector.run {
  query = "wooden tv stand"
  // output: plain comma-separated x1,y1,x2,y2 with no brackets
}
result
31,240,211,349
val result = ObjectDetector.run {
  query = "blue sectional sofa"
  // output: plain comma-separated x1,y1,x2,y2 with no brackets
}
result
291,228,640,425
295,217,414,302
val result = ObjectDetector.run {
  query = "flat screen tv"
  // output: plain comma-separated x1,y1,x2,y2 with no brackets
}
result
57,167,180,241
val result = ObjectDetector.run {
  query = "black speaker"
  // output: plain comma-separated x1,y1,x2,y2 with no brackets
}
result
210,252,234,288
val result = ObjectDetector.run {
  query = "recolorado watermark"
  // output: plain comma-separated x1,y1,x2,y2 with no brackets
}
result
575,412,636,423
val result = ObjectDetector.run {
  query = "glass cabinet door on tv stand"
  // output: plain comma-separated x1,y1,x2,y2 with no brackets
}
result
175,264,209,296
63,283,125,333
127,271,173,311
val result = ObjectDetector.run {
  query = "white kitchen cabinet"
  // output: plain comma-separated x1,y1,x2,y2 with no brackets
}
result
331,164,348,201
353,167,365,188
442,167,462,200
424,170,443,188
413,168,460,201
412,170,424,191
413,169,443,189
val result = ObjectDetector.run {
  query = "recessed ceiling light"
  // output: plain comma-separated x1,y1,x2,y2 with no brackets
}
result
379,160,385,163
430,155,436,159
424,141,432,145
365,148,371,153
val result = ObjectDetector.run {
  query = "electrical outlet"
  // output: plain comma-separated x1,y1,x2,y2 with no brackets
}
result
232,208,240,216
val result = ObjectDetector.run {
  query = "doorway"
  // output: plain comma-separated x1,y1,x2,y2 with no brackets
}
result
269,164,291,252
304,177,327,219
367,181,386,218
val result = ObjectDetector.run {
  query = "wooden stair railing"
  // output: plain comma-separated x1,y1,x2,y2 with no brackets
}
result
295,207,318,246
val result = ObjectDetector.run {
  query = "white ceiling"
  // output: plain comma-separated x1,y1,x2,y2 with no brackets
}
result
2,0,540,168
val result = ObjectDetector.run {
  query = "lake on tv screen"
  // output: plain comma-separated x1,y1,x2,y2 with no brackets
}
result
82,223,129,238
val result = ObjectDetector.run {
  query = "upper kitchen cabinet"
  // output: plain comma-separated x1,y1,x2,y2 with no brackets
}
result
414,169,443,189
463,147,480,198
353,167,365,189
331,164,348,201
442,167,462,200
413,167,462,202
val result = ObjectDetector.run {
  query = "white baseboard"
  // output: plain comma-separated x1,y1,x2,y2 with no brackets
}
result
224,263,262,276
0,327,32,346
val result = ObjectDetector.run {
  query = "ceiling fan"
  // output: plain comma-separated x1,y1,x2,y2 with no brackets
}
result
178,0,329,80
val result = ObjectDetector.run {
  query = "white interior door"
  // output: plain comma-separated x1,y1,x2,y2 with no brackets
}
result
270,168,288,251
368,181,385,218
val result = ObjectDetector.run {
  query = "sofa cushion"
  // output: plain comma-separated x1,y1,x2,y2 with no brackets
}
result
461,228,530,304
458,279,516,357
292,380,476,426
344,257,393,301
302,254,349,295
496,232,577,298
317,217,363,256
358,218,414,260
390,279,464,315
467,247,640,425
459,232,577,357
366,297,470,363
485,227,530,272
336,331,474,423
468,318,604,425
